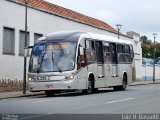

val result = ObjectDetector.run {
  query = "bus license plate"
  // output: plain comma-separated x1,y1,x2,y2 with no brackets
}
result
45,84,53,89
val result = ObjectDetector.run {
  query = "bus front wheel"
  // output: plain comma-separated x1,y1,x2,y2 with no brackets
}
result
82,77,94,94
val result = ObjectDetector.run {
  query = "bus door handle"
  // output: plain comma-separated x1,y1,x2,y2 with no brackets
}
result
112,75,116,77
112,75,119,77
98,75,104,78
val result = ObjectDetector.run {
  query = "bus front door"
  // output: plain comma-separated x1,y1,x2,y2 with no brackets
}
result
95,41,104,79
110,43,118,77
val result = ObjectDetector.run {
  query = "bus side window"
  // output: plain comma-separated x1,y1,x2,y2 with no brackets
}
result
124,45,130,54
85,40,96,63
118,45,132,63
117,44,124,53
130,45,134,61
77,40,86,69
103,42,112,63
110,43,117,63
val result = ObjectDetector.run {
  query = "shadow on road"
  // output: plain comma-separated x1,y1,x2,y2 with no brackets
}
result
29,88,125,98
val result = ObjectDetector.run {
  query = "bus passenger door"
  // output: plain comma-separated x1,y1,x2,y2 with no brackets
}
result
110,43,118,77
95,41,104,79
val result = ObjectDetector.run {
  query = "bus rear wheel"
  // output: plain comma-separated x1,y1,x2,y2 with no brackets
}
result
114,75,127,91
121,75,127,90
45,90,56,97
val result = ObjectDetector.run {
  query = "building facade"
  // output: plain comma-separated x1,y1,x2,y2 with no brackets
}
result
0,0,142,85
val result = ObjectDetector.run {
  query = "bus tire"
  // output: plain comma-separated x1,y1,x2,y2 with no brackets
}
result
120,74,127,90
113,86,119,91
45,90,56,97
82,77,94,94
94,88,98,93
114,74,127,91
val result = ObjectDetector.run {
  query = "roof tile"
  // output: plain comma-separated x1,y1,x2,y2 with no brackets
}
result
17,0,116,32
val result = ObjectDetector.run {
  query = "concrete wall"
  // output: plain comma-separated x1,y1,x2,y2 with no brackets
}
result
127,32,142,81
133,41,142,81
142,65,160,80
0,0,142,81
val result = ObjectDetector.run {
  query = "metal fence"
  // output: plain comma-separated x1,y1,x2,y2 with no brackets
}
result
142,58,160,81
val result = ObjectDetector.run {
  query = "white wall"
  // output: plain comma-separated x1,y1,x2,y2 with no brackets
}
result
133,40,142,81
142,65,160,80
0,0,141,81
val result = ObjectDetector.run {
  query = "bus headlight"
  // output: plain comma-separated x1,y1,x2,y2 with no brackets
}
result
28,77,32,81
66,75,75,80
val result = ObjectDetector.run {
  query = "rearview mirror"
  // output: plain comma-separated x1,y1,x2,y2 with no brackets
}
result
24,46,33,57
27,46,33,49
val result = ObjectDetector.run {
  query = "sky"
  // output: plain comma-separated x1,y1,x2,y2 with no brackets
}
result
45,0,160,41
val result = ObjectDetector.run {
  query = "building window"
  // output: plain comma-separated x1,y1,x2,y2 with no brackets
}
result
3,27,15,55
34,33,43,43
19,31,30,56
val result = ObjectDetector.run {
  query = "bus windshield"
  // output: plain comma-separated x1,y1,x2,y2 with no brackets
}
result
29,42,77,73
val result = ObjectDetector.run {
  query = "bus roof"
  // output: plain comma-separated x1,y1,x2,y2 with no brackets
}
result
83,32,132,45
37,31,132,45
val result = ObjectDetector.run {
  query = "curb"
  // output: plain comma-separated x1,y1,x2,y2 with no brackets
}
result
130,81,160,86
1,81,160,100
0,92,44,100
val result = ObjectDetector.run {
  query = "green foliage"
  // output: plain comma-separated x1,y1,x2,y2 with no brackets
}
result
140,35,148,44
141,35,160,59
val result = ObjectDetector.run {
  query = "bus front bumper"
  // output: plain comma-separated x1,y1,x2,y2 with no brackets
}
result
27,80,75,92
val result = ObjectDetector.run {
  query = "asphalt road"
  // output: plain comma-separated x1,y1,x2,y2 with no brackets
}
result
0,84,160,115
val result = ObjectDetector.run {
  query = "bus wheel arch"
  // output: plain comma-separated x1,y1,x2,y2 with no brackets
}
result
120,72,127,90
123,72,128,85
82,73,95,94
114,72,127,91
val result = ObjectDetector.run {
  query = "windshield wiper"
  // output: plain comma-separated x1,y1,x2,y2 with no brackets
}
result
37,37,49,73
52,51,62,73
36,51,46,73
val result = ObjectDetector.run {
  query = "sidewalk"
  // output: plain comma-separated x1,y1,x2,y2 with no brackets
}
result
0,80,160,99
130,80,160,86
0,91,44,100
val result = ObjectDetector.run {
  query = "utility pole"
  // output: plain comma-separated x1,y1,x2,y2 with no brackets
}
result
116,24,122,39
153,33,157,82
23,0,28,94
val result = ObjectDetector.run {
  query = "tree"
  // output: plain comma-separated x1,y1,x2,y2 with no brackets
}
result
140,35,148,44
147,40,152,44
141,35,160,59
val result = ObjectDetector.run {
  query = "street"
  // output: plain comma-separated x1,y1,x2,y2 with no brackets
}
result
0,84,160,115
1,84,160,120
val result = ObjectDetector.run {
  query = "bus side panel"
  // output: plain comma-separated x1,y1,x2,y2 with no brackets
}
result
104,63,115,87
118,63,132,85
76,63,98,89
126,63,132,85
127,63,133,85
76,67,88,90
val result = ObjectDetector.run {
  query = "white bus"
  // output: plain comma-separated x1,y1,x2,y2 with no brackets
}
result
27,31,134,96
